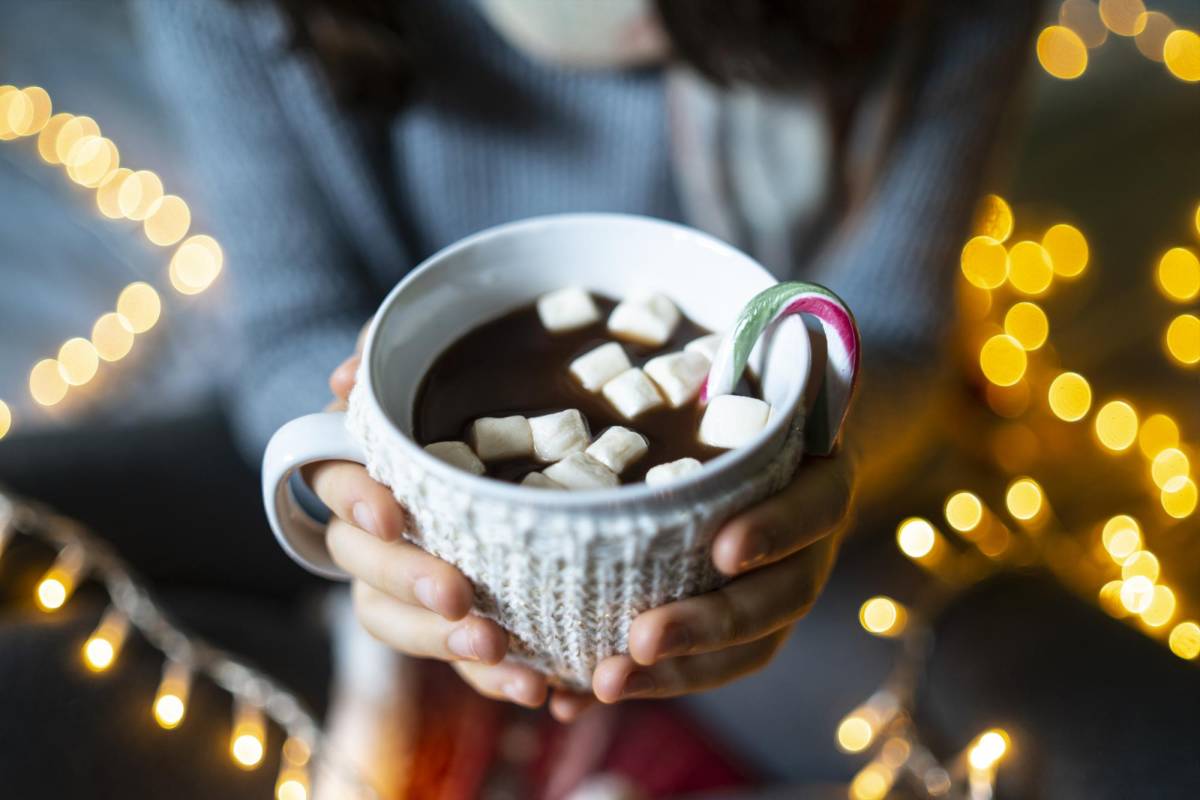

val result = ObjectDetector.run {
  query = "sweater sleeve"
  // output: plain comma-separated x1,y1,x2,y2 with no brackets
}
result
808,0,1038,484
132,0,374,461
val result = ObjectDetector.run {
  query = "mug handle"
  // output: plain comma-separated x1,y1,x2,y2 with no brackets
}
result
261,411,359,579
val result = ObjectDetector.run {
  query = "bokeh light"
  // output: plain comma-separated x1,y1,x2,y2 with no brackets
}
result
1163,29,1200,82
65,136,119,188
1156,247,1200,301
1098,0,1147,36
1164,313,1199,365
1094,400,1138,451
1140,585,1176,628
83,637,115,672
153,661,191,730
859,597,907,637
54,115,99,165
1169,621,1200,660
29,358,68,406
1161,477,1197,518
143,195,192,247
1006,477,1044,521
231,704,266,769
1121,550,1159,582
9,86,51,136
896,517,938,559
276,776,308,800
169,235,224,294
1138,413,1180,458
1047,371,1092,421
36,112,73,163
1099,580,1128,617
1037,25,1089,79
1119,575,1155,613
1042,223,1089,278
1150,448,1189,489
836,715,875,754
91,312,135,362
117,170,164,221
81,610,129,674
1134,11,1175,61
1004,302,1049,350
1060,0,1109,48
95,168,133,219
1102,515,1142,562
960,235,1009,289
968,730,1010,771
973,194,1013,242
980,334,1027,386
849,763,893,800
57,337,99,386
1007,240,1054,295
0,400,10,440
116,282,162,334
945,492,984,533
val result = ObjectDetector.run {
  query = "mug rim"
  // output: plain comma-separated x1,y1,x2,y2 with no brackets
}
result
359,212,809,508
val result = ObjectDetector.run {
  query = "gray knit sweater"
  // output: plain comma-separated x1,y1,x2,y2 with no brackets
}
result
133,0,1036,467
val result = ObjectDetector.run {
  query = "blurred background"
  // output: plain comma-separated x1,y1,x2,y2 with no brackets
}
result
1,0,1198,798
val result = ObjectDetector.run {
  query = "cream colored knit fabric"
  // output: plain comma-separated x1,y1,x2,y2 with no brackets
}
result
346,383,805,688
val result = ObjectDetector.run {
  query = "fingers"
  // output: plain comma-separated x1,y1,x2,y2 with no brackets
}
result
548,690,596,723
594,627,792,703
712,455,853,577
330,354,360,403
453,660,549,708
353,581,508,664
328,519,474,620
627,534,837,665
308,459,405,543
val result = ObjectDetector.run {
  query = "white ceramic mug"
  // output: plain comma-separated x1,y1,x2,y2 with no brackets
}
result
262,213,851,687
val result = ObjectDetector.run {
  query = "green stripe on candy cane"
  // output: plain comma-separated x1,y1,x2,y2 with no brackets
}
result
701,282,861,456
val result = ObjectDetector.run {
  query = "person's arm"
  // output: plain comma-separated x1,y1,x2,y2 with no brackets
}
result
132,0,374,460
811,0,1039,493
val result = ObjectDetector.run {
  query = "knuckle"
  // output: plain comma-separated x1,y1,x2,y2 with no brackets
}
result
713,589,744,645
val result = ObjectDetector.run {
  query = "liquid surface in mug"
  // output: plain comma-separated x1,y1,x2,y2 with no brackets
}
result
412,295,761,485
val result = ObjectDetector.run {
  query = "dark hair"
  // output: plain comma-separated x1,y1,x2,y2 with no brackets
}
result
264,0,911,112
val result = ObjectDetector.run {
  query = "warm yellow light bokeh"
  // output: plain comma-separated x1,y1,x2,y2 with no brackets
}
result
1156,247,1200,301
859,597,907,637
57,337,100,387
82,610,128,673
1060,0,1109,47
1120,575,1155,613
170,235,224,295
1169,621,1200,659
117,170,165,221
836,715,874,753
8,86,52,136
1007,240,1054,295
37,113,73,163
154,660,191,729
1151,448,1190,489
54,115,100,165
1102,514,1142,562
1042,223,1089,278
1164,29,1200,82
91,312,136,362
1098,0,1147,36
960,235,1009,289
1037,25,1089,79
1094,400,1138,451
1099,580,1128,617
232,733,265,769
1140,585,1176,628
1121,550,1159,582
95,168,133,219
231,703,266,769
0,400,11,440
277,777,308,800
1161,477,1197,518
1006,477,1044,521
980,334,1027,386
897,517,937,559
143,195,192,247
849,763,893,800
30,358,68,406
1134,11,1175,61
1047,371,1092,421
1004,302,1049,350
1165,314,1199,365
83,637,115,672
66,136,119,188
116,282,162,334
36,576,69,611
985,379,1031,419
283,737,311,767
1138,413,1180,458
968,730,1009,771
154,694,186,730
945,491,984,533
972,194,1014,242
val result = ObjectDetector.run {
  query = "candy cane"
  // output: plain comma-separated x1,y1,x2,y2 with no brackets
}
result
702,282,861,456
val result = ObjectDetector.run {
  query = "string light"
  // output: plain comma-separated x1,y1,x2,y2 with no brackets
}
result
53,115,99,164
972,194,1014,242
849,762,895,800
231,700,267,769
91,312,135,362
1059,0,1109,48
83,607,130,673
859,597,908,638
57,337,100,387
153,660,192,730
35,544,86,612
1163,29,1200,82
1007,240,1055,296
116,282,162,334
1098,0,1147,37
1156,247,1200,302
1099,580,1128,617
897,516,944,562
1042,223,1089,278
835,692,898,754
980,334,1027,386
1160,476,1197,518
961,235,1009,290
1004,302,1049,350
1005,477,1045,522
944,492,984,535
117,169,164,221
66,136,119,188
1164,313,1199,366
1150,448,1189,489
29,358,68,406
1134,11,1175,61
36,112,72,163
1047,371,1092,421
1140,585,1176,628
967,729,1010,771
1169,622,1200,659
1101,515,1142,562
169,234,224,295
1094,400,1138,452
95,168,133,219
1119,575,1155,613
143,195,192,247
1138,413,1180,458
1037,25,1089,79
1121,550,1160,582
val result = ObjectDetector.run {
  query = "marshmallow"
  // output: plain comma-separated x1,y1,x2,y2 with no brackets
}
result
645,458,703,486
521,471,563,490
685,333,722,363
543,452,620,490
607,292,680,347
644,351,709,408
470,415,533,461
424,441,485,475
537,287,600,333
698,394,772,449
585,426,648,475
529,409,590,462
569,342,631,392
601,367,665,420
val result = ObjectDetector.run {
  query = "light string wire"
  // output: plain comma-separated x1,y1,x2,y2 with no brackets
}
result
0,487,380,800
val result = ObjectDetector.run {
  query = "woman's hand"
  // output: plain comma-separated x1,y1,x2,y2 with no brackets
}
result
550,453,854,722
307,337,551,709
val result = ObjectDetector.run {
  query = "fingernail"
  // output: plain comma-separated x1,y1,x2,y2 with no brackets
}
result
447,626,477,660
657,623,691,659
503,681,530,705
737,530,769,572
414,576,440,614
352,502,378,537
620,671,655,698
